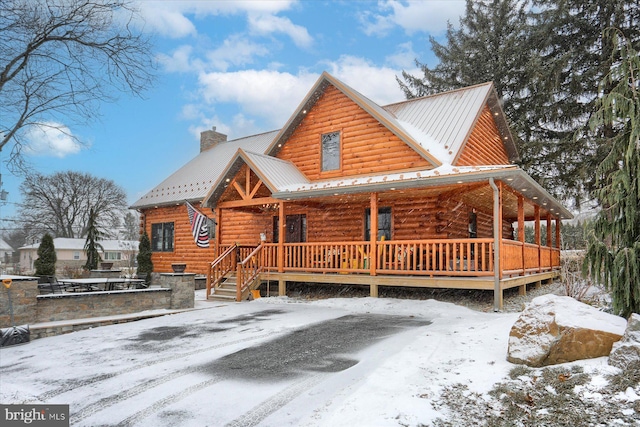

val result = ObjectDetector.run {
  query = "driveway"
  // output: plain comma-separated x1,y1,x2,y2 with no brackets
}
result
0,299,432,426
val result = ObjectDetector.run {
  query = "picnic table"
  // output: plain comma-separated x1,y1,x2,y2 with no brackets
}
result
58,278,146,292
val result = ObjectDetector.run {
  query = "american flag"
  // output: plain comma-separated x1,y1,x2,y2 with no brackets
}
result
186,201,210,248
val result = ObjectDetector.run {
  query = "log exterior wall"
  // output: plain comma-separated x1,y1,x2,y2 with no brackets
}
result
277,85,432,180
222,195,514,244
143,203,216,275
456,106,510,166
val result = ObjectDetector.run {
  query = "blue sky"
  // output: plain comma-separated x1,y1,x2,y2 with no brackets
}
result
0,0,466,226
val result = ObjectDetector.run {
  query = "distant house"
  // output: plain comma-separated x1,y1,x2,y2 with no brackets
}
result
19,238,139,274
132,72,573,308
0,238,14,274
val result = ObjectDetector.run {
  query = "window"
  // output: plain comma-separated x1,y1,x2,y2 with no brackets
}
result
73,251,80,260
364,207,392,241
152,222,174,252
104,252,122,261
321,131,340,171
468,210,478,238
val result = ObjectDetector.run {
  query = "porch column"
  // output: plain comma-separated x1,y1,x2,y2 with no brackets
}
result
546,213,553,269
278,202,285,273
534,205,541,272
489,178,502,311
518,195,525,276
369,192,378,278
555,216,562,249
214,208,221,256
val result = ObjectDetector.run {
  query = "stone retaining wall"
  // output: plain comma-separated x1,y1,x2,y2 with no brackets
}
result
0,274,195,330
36,289,171,323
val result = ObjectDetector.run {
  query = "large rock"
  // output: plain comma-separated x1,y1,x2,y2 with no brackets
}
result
507,294,627,367
609,313,640,370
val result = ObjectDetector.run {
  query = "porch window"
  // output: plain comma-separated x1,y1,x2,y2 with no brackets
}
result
364,207,392,241
151,222,174,252
321,131,340,171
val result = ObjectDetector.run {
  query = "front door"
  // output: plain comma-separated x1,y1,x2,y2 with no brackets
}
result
285,214,306,243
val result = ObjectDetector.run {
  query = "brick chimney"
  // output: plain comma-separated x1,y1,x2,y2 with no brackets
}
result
200,126,227,152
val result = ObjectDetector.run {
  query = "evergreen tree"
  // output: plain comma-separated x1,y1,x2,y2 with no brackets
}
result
136,231,153,284
399,0,640,204
34,233,56,276
530,0,640,205
83,208,104,270
584,31,640,317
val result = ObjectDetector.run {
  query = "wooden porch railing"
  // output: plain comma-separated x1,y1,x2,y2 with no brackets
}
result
206,243,237,299
237,244,264,301
213,238,560,296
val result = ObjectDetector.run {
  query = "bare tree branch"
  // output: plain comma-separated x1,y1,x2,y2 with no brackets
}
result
0,0,155,168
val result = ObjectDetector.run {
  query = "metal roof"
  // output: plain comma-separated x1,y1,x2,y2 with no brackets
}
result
131,130,279,209
382,82,518,164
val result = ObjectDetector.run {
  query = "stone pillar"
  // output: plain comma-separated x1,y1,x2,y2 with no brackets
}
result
160,273,195,309
0,277,38,328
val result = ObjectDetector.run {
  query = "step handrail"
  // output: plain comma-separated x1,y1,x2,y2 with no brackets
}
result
236,243,264,301
206,243,238,299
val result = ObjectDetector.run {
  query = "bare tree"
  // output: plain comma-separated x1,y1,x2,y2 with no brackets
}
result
19,171,127,239
0,0,155,171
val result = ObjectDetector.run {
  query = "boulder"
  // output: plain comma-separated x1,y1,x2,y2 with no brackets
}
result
609,313,640,370
507,294,627,367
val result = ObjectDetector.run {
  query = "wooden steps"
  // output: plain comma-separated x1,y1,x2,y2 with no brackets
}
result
209,273,238,301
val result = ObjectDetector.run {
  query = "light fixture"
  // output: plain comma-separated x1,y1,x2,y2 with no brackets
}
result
225,178,230,182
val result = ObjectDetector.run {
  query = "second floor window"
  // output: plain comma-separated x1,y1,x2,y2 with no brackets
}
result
321,131,340,171
152,222,174,252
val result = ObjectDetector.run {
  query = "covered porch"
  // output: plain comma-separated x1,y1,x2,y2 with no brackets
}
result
205,168,569,310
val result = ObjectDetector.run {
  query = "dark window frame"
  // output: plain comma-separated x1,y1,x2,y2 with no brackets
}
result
364,207,392,241
151,222,174,252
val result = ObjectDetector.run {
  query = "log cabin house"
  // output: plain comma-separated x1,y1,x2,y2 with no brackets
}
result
131,72,573,310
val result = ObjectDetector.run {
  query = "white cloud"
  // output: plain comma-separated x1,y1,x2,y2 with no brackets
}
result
23,123,83,158
384,41,418,69
361,0,465,36
192,58,420,137
136,0,302,39
198,69,318,128
326,55,418,105
137,3,197,38
205,35,270,71
157,45,200,73
247,13,313,49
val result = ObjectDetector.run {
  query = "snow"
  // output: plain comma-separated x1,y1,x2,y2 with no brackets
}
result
0,291,630,426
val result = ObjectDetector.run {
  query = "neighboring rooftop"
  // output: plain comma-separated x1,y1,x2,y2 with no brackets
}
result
20,238,139,251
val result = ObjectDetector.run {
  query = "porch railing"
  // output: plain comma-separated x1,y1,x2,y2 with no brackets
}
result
206,243,237,298
218,238,560,287
237,244,264,301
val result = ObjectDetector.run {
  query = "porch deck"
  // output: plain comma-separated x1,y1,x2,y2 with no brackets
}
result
207,238,561,310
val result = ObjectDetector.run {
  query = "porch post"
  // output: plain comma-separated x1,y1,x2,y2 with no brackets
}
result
278,202,285,273
546,213,552,270
555,216,562,249
518,195,525,275
369,192,378,277
214,208,221,256
489,178,502,311
534,205,541,272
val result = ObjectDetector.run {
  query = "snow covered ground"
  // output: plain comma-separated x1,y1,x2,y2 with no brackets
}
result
0,290,632,426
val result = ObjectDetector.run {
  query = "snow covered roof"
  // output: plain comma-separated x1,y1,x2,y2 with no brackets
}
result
20,238,139,251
